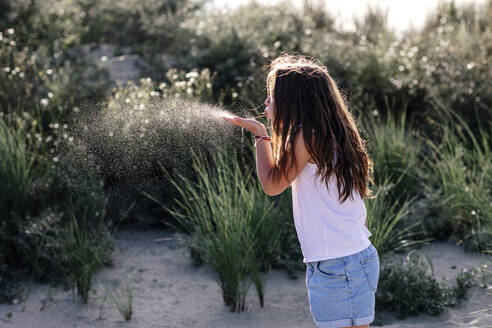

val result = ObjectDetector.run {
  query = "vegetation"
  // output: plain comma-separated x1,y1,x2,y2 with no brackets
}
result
375,253,488,320
420,108,492,251
149,149,281,311
107,268,134,321
64,202,109,304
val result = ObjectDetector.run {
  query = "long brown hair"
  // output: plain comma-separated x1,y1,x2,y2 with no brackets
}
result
265,53,375,202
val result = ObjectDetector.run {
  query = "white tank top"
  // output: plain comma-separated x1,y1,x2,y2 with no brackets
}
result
291,156,372,263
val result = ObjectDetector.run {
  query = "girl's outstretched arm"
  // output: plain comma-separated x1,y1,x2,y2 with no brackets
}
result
222,116,310,196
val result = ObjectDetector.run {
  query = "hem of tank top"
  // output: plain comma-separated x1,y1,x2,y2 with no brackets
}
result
302,240,372,263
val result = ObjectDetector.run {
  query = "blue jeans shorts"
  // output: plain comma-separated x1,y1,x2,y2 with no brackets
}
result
305,244,380,327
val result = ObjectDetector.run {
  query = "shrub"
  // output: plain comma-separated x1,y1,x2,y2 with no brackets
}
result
376,253,487,321
172,1,331,108
376,254,456,319
0,27,110,130
0,117,115,303
0,264,23,304
159,68,214,103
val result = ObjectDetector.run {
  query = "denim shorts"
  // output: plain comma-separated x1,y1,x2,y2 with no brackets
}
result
305,244,380,328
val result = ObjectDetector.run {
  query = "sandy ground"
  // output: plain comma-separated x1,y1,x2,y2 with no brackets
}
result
0,229,490,328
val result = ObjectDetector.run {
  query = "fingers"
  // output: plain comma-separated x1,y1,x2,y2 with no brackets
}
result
222,116,243,127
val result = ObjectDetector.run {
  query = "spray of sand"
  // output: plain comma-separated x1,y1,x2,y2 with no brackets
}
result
66,96,253,203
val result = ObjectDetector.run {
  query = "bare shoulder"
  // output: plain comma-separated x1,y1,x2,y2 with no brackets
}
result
288,128,313,165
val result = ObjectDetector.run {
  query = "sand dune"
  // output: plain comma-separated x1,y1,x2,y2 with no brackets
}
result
0,229,490,327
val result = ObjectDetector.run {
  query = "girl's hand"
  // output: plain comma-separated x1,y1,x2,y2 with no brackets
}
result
222,116,268,136
264,96,274,121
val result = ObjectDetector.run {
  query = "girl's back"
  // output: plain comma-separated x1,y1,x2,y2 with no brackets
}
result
292,158,372,263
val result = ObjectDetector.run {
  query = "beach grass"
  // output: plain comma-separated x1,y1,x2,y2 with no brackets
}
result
420,108,492,251
63,202,107,304
360,100,422,203
146,149,281,311
364,174,424,257
0,119,36,221
107,268,133,321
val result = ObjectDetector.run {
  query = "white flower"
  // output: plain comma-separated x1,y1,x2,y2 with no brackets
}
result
46,69,53,75
53,157,59,162
47,92,54,98
100,56,108,62
3,67,10,72
159,82,167,89
125,98,130,104
185,71,199,78
372,110,379,116
232,92,238,98
40,98,49,107
7,28,14,35
139,103,145,110
206,83,212,88
471,210,476,216
186,87,193,95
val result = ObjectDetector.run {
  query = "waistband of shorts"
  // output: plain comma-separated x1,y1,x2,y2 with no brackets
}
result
305,243,376,269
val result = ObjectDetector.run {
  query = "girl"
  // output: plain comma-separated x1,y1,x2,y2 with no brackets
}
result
223,53,379,328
